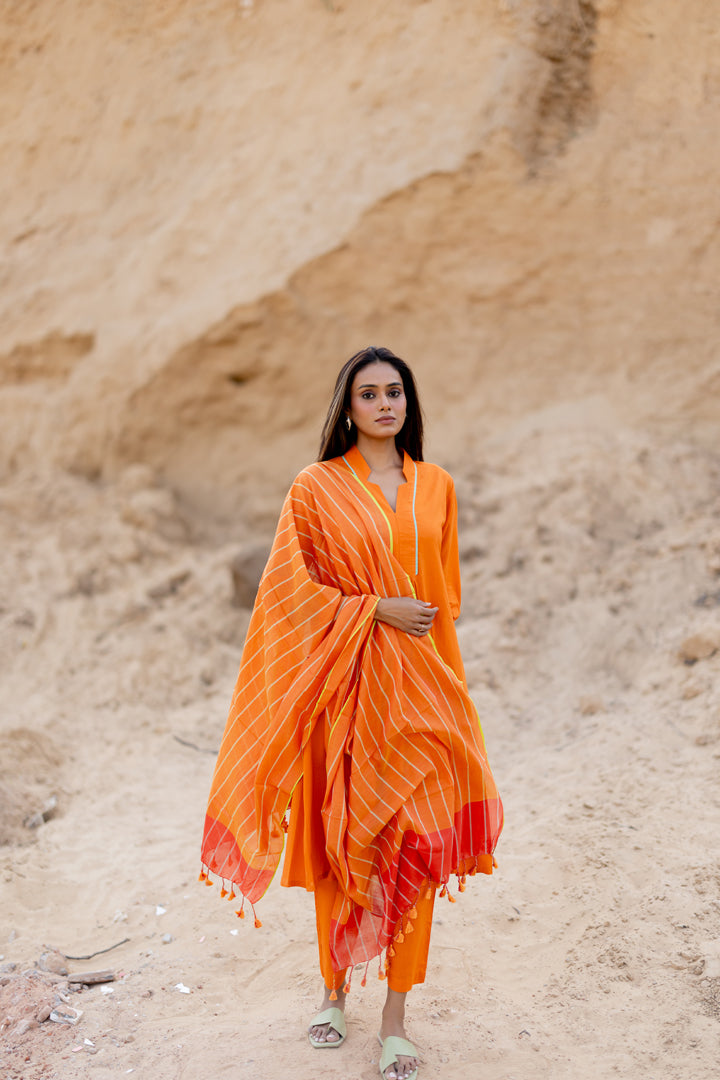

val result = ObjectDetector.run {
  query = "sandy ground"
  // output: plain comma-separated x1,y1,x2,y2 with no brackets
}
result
2,412,719,1080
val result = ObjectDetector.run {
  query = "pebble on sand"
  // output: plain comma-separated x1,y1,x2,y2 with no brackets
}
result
678,629,720,663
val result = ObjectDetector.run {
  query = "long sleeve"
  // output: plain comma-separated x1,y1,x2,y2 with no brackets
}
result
440,477,461,620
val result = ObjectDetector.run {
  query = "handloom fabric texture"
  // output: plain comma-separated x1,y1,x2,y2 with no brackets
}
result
201,444,503,971
314,875,436,993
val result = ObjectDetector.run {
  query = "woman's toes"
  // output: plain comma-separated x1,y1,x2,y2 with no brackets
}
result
310,1021,343,1044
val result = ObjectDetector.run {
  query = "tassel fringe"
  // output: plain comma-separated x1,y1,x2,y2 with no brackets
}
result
199,852,499,954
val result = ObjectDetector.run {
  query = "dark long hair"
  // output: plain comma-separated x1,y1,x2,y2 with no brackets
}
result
318,346,424,462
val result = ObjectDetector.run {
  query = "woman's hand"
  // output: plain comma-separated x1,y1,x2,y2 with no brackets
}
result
374,597,439,637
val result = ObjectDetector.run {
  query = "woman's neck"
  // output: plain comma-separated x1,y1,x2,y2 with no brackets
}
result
354,433,403,473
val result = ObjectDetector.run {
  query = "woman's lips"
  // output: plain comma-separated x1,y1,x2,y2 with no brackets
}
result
376,417,396,424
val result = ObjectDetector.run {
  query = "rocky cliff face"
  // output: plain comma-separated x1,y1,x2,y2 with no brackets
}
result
2,0,718,522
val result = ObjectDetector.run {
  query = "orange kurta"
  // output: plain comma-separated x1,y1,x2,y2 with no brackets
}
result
283,445,467,890
201,446,503,972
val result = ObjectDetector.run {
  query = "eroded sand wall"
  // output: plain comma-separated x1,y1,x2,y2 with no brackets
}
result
1,0,718,522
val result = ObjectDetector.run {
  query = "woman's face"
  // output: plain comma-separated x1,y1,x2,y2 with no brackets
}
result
347,361,407,441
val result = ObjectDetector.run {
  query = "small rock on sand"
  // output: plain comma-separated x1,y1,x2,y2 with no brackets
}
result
12,1017,38,1037
37,950,68,976
578,695,604,716
678,629,720,663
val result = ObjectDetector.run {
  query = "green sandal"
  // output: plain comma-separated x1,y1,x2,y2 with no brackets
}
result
308,1006,347,1048
378,1034,419,1080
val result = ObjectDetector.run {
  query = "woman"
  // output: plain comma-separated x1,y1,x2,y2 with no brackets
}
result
200,347,503,1080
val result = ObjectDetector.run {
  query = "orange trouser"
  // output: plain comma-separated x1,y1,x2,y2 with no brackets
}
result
315,876,436,994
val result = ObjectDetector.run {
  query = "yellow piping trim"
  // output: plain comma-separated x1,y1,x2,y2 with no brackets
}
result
342,455,394,555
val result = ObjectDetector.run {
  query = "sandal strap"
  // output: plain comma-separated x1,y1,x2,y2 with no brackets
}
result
309,1007,347,1038
379,1035,419,1071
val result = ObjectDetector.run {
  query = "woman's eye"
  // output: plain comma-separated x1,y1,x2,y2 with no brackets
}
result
361,392,375,400
389,389,402,398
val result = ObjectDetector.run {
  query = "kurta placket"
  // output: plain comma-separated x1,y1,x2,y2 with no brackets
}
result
341,445,465,684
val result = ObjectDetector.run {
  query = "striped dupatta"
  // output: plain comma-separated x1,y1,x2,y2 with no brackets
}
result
201,455,503,969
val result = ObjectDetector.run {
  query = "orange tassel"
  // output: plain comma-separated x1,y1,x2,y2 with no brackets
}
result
458,881,466,893
236,908,245,919
492,856,498,868
220,887,227,898
198,871,207,882
254,917,262,928
387,945,395,958
204,878,214,886
329,989,338,1000
405,920,414,934
395,931,404,944
448,891,456,903
361,972,368,987
439,884,447,898
425,886,433,900
228,890,236,901
408,906,417,919
343,983,350,994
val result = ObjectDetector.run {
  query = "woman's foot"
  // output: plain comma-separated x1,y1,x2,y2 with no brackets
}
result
308,984,346,1045
380,991,418,1080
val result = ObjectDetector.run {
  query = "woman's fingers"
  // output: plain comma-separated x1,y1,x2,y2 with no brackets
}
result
411,603,438,634
373,597,438,635
412,608,438,634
